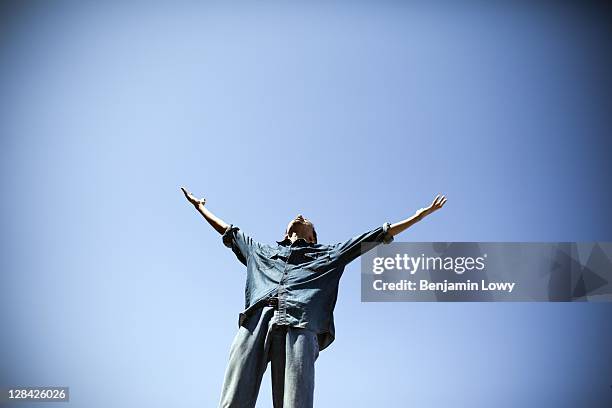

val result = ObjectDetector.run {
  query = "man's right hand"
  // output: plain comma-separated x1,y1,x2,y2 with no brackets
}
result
180,187,229,234
181,187,206,207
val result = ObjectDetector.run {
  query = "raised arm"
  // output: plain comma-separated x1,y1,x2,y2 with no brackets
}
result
388,194,447,237
181,187,229,234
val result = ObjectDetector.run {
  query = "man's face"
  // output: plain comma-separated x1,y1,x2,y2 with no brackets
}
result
285,214,316,243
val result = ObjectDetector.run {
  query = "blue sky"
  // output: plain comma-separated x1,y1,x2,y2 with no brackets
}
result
1,2,611,407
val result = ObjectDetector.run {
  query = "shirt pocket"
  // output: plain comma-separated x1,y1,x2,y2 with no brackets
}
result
303,251,332,269
252,248,281,271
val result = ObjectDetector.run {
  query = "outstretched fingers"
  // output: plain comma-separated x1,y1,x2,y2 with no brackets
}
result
431,194,441,207
431,194,447,210
180,186,205,205
181,186,194,200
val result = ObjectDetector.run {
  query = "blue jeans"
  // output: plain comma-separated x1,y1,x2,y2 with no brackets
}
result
218,305,320,408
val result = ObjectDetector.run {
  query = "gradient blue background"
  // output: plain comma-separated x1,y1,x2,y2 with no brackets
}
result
1,1,611,407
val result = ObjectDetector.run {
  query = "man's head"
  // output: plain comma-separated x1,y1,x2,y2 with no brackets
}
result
284,214,317,244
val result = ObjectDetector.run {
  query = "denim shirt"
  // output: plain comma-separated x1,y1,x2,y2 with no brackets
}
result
222,223,394,351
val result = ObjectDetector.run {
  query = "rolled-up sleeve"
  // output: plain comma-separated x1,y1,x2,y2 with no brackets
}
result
222,224,257,266
331,222,394,266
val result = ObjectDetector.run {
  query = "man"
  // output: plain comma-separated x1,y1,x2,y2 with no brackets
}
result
181,187,446,408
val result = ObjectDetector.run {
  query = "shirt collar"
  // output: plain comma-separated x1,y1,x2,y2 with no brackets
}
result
276,237,314,247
